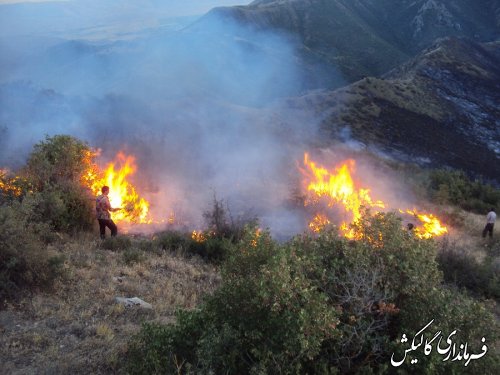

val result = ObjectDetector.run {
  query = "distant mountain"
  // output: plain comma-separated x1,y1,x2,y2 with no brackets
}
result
286,37,500,182
206,0,500,84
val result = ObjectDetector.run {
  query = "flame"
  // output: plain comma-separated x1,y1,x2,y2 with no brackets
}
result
301,153,447,240
309,213,331,233
86,152,150,224
403,209,448,239
0,169,24,197
250,228,262,247
302,153,384,239
192,230,206,243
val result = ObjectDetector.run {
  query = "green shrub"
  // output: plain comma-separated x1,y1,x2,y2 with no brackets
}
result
137,239,157,254
127,212,499,374
153,231,187,251
123,249,145,265
0,202,63,302
20,135,96,232
427,169,500,214
437,242,500,299
152,229,232,263
127,228,339,374
186,236,232,263
101,236,132,251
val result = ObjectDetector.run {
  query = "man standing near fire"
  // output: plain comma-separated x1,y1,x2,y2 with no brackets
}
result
482,208,496,238
96,186,121,239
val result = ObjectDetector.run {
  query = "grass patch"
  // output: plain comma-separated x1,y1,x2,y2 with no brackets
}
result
101,236,132,251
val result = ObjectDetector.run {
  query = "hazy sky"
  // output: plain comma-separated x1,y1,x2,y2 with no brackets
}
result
0,0,252,15
0,0,253,39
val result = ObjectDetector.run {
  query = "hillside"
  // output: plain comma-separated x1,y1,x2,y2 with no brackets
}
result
206,0,500,84
0,233,220,374
285,37,500,183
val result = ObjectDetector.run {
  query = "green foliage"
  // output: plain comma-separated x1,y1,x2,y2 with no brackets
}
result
123,249,145,265
0,201,64,302
152,229,233,263
187,236,233,263
427,169,500,214
127,213,499,374
437,241,500,299
101,236,132,251
25,135,91,189
153,230,187,251
20,135,96,232
127,228,339,374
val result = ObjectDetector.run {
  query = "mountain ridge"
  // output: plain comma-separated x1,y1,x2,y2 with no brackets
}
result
284,37,500,182
204,0,500,84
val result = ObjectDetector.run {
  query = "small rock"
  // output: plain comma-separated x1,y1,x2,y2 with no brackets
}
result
112,276,124,283
115,297,152,309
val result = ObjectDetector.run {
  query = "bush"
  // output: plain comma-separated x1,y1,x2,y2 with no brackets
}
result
153,230,232,263
101,236,132,251
123,249,145,265
127,213,499,374
203,195,257,242
186,236,232,263
0,134,96,302
127,228,338,374
0,202,64,302
153,231,187,251
21,135,96,232
437,241,500,299
427,169,500,214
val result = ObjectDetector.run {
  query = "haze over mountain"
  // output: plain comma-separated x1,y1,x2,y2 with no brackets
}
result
208,0,500,83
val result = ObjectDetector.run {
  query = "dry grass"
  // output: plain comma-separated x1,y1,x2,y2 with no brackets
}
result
0,232,220,374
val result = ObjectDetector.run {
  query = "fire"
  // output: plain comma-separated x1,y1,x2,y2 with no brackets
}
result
250,228,262,247
402,209,448,239
301,153,448,240
302,153,384,239
192,230,206,243
0,169,24,197
309,213,331,233
86,152,150,224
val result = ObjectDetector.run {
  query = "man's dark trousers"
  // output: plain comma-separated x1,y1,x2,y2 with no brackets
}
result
98,219,117,239
483,223,494,238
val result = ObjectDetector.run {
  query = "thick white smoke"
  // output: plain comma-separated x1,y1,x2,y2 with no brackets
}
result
0,3,333,236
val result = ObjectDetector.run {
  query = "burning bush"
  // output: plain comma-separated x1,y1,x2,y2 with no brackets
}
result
126,213,498,374
300,153,448,240
0,135,96,301
21,135,96,232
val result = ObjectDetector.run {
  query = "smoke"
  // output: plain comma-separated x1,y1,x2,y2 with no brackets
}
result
0,2,429,237
0,7,327,236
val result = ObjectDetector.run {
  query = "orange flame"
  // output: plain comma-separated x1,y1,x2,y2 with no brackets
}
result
403,209,448,239
87,152,150,224
309,213,331,233
0,169,24,197
302,153,384,239
192,230,206,243
250,228,262,247
301,153,447,240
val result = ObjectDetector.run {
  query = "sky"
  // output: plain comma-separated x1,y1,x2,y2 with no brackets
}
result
0,0,253,39
0,0,252,14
